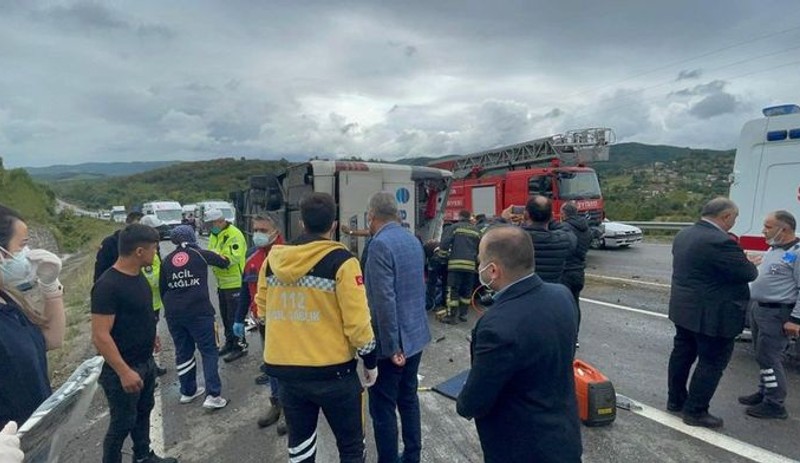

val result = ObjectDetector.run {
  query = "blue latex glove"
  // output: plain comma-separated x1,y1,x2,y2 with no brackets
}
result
233,322,245,338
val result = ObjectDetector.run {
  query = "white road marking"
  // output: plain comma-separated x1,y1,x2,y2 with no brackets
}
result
631,401,797,463
586,273,671,288
151,384,165,454
580,297,669,319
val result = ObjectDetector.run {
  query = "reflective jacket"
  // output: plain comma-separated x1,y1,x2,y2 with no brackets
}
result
142,253,163,312
255,234,377,380
440,220,481,272
208,223,247,290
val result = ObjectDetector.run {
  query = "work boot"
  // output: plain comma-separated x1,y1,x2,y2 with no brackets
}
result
135,450,178,463
458,305,468,322
737,392,763,406
746,401,788,419
258,397,282,428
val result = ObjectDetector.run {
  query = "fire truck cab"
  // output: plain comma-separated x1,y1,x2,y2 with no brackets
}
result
431,128,613,235
729,104,800,251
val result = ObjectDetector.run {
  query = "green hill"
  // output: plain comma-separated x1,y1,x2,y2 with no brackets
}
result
50,158,291,210
25,160,181,181
0,159,116,252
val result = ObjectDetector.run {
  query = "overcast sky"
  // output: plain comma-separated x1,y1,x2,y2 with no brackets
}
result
2,0,799,168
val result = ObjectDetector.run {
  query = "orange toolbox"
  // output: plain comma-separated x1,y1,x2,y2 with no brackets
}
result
573,359,616,426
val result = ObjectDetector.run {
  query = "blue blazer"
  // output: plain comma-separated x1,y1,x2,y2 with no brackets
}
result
365,222,431,359
457,274,582,463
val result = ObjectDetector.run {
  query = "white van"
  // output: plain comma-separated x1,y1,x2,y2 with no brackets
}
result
141,200,183,239
196,200,236,235
729,104,800,251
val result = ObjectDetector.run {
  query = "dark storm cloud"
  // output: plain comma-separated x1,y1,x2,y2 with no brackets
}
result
0,0,797,167
676,69,703,81
689,92,739,119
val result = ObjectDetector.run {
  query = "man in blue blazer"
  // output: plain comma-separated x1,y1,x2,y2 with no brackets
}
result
364,192,431,463
457,226,581,463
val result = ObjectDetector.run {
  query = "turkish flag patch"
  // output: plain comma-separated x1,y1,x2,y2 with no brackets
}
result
355,275,364,286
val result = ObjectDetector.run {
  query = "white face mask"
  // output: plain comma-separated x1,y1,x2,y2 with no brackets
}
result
478,262,495,289
0,245,35,290
766,228,784,247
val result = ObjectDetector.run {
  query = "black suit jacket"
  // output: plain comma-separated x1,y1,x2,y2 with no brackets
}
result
456,275,582,463
669,220,758,338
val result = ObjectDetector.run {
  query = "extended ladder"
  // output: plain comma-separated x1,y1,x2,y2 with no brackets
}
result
449,128,614,177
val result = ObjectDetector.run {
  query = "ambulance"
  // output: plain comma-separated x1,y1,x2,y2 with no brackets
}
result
729,104,800,251
141,200,183,239
231,160,452,256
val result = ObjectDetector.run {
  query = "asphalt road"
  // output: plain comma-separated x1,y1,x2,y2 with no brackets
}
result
59,239,800,462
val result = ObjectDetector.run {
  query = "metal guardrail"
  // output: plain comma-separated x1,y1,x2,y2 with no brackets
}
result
622,221,693,231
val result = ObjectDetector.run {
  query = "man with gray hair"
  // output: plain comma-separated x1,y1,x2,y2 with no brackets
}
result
738,210,800,419
457,226,581,462
667,197,758,428
364,191,430,463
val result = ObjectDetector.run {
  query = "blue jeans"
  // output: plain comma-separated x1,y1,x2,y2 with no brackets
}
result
368,353,423,463
166,315,222,397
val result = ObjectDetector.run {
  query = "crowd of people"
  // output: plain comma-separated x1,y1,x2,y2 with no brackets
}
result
0,191,798,462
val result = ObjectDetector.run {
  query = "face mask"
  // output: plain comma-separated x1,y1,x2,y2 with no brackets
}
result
478,262,495,288
210,226,221,235
766,228,784,247
252,232,277,247
0,246,35,290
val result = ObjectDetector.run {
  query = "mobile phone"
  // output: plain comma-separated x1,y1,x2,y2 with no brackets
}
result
511,205,525,214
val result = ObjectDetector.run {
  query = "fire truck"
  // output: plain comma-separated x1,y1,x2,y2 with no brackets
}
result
729,104,800,251
230,160,452,256
429,128,614,235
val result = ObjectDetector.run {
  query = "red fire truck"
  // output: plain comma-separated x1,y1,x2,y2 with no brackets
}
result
429,128,614,236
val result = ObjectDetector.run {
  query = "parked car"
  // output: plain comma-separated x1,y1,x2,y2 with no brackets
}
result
591,219,643,248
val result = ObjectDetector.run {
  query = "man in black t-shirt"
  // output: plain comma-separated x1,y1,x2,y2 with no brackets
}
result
91,224,178,463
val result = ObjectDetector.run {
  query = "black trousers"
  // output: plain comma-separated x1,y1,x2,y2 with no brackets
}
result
279,372,365,463
99,358,157,463
562,270,585,332
667,325,735,415
217,288,240,346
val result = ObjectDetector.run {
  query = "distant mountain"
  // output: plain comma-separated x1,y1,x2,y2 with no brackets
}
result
50,158,290,210
24,161,181,181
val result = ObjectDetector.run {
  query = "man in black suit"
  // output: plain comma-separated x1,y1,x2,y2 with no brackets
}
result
667,197,758,428
456,226,581,463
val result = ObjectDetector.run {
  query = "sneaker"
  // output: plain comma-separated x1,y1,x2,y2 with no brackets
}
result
737,392,763,406
135,450,178,463
745,401,788,419
203,395,228,409
223,347,248,363
179,387,205,404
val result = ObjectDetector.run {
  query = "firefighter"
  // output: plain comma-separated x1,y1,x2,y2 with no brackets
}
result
204,209,248,362
439,210,481,324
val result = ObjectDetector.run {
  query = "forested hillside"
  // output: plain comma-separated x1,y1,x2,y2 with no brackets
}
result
51,158,291,210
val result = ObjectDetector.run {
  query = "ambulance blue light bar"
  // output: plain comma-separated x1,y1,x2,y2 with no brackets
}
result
762,104,800,117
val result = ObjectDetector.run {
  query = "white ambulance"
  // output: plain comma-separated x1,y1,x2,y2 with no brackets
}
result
729,104,800,251
233,160,452,256
141,200,183,239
